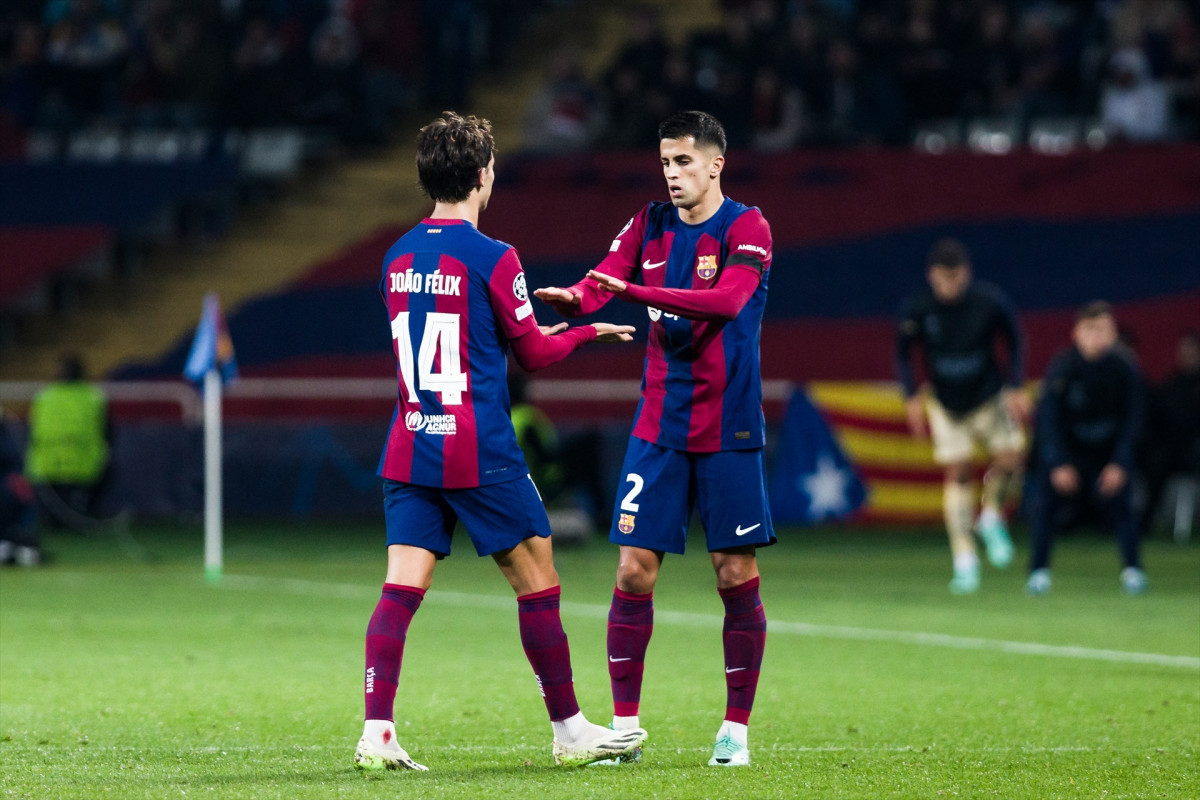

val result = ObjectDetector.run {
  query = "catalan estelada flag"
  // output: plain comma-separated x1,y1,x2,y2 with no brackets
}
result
806,382,998,523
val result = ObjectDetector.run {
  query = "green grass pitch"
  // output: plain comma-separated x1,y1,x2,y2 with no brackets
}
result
1,522,1197,799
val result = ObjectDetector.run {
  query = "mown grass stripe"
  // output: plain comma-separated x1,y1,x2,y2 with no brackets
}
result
220,574,1200,670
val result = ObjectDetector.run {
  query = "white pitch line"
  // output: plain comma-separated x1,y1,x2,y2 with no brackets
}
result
220,574,1200,671
1,743,1131,755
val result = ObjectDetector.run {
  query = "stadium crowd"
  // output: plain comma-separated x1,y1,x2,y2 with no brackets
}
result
525,0,1200,152
5,1,1197,156
0,0,548,152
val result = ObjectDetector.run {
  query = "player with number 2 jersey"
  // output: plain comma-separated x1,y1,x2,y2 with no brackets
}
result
536,111,774,768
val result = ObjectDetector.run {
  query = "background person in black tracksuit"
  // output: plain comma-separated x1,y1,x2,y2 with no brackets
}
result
895,238,1028,594
1026,301,1146,595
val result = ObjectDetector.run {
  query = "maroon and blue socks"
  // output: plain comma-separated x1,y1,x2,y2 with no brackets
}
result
606,587,655,718
517,585,581,722
364,583,425,721
720,576,766,725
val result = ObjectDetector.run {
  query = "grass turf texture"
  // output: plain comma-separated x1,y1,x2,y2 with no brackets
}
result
1,523,1197,799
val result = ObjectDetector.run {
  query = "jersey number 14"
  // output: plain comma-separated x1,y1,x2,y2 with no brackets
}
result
391,311,467,405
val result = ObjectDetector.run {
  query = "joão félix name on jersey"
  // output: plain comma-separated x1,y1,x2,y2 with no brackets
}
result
389,269,463,296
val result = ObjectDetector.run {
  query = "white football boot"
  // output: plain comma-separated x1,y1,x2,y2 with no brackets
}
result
708,733,751,767
553,722,647,766
353,724,427,772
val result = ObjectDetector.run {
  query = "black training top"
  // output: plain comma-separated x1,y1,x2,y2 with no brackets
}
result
894,281,1024,415
1036,345,1144,471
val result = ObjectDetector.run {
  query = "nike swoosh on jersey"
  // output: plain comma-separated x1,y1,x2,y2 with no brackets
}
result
735,523,761,536
608,656,632,663
641,259,666,270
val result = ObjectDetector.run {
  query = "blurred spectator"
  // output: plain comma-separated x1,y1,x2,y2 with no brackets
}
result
1101,47,1171,140
125,1,227,129
749,65,803,151
898,0,956,124
609,4,669,89
24,354,113,523
523,46,605,153
955,1,1022,118
1,19,48,130
1163,4,1200,135
853,6,908,145
1140,331,1200,532
41,0,129,128
300,11,371,145
226,13,298,127
349,0,420,141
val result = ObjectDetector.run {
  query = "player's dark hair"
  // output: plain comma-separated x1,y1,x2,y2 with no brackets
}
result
928,238,969,269
1077,300,1114,321
415,111,494,203
658,110,727,154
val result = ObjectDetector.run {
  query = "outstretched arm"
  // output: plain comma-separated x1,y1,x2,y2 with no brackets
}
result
509,322,634,372
535,208,648,317
586,266,761,321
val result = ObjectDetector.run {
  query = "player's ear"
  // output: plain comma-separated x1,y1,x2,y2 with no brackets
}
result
710,154,724,177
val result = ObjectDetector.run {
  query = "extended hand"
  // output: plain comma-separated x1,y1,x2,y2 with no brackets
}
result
590,323,635,342
538,322,568,335
534,287,580,306
587,270,628,294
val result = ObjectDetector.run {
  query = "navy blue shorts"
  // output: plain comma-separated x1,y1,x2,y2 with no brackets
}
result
608,437,776,555
383,475,551,557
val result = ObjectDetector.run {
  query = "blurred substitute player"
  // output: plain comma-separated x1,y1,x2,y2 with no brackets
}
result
536,111,773,767
895,238,1028,594
355,111,646,772
1026,301,1147,596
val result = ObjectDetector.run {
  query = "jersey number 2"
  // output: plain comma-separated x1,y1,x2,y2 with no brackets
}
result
391,311,467,405
620,472,644,512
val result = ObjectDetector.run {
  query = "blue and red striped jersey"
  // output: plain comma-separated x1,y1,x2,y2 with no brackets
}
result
580,198,773,452
377,218,539,488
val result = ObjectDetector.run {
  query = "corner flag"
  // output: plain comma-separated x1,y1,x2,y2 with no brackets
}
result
770,389,867,525
183,293,238,386
183,292,237,585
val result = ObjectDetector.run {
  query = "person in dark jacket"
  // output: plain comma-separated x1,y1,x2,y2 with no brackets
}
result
1026,301,1146,595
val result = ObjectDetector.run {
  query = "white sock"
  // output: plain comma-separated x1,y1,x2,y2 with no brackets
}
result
551,710,588,743
612,715,639,730
977,506,1001,526
363,719,395,744
953,552,980,572
718,720,748,748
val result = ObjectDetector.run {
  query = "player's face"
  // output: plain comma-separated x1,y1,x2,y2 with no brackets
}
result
927,264,970,303
660,137,723,211
1073,314,1118,360
477,155,495,210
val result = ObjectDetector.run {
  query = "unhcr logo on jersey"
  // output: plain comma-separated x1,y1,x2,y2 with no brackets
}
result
405,411,457,435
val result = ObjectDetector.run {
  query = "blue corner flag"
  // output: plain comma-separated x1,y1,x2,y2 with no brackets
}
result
769,389,867,525
183,293,238,385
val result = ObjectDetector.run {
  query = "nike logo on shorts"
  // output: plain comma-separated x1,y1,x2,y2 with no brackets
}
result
609,656,632,663
641,259,666,270
725,666,746,674
735,523,761,536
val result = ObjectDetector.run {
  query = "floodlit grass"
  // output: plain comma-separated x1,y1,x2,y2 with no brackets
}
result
1,522,1197,799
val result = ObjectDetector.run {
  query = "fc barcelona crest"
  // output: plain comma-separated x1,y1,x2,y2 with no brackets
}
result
618,513,636,534
695,255,718,280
